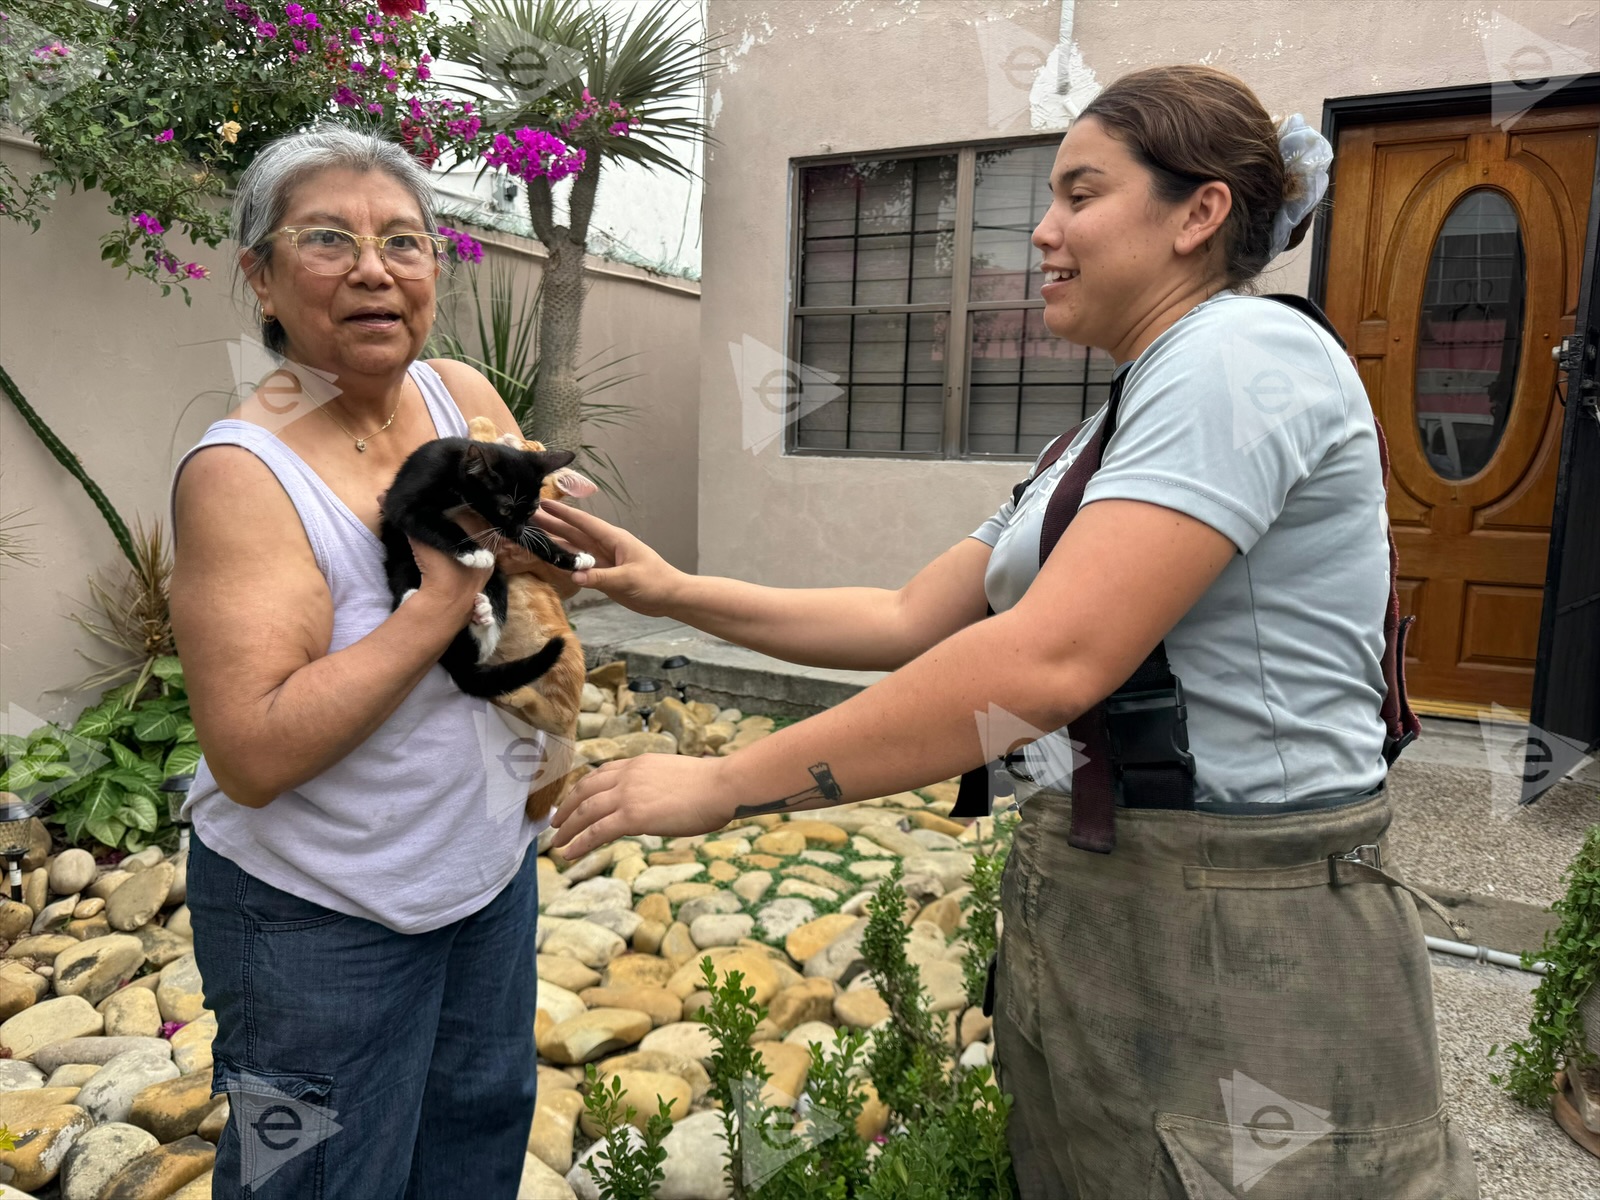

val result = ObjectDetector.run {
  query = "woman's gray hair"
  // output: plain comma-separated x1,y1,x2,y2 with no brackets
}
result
232,122,439,354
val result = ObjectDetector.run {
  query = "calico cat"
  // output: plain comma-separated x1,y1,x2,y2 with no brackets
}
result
378,435,594,703
465,416,597,822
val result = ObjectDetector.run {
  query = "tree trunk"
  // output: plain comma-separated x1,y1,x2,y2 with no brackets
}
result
527,156,602,454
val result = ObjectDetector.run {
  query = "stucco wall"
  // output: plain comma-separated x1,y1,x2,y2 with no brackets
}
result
697,0,1598,588
0,135,699,725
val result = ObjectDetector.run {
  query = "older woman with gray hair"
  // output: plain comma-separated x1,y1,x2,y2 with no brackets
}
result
168,123,570,1198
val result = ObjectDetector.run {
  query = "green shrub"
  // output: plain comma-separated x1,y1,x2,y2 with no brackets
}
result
579,1061,675,1200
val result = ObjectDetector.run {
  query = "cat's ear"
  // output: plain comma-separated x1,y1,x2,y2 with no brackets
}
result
550,468,599,499
531,449,578,475
461,441,497,480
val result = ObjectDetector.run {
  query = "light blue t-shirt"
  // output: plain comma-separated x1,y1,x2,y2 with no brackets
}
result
970,290,1390,807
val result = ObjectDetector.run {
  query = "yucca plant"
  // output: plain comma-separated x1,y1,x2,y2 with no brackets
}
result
68,517,176,700
449,0,717,456
430,253,643,502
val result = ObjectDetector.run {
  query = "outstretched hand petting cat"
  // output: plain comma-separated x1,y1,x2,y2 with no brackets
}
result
530,500,682,615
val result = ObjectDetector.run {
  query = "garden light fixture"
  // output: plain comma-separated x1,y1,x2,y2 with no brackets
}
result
0,792,38,903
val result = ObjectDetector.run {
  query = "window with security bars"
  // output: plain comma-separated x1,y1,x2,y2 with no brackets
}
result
789,140,1115,458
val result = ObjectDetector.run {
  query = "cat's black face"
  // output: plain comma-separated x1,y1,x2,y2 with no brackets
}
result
457,439,576,541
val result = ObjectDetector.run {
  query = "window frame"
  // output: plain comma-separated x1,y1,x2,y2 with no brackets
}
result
784,133,1074,461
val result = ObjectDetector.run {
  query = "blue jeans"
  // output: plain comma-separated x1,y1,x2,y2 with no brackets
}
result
187,827,539,1199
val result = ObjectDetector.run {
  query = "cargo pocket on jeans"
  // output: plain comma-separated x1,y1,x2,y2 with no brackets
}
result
1148,1106,1478,1200
211,1052,340,1198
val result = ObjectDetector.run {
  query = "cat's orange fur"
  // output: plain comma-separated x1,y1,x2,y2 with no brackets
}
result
466,416,588,823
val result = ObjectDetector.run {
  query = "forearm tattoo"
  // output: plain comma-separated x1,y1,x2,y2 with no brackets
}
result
733,762,843,817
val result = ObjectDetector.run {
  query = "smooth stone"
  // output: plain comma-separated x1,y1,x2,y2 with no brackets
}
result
32,1037,170,1075
60,1120,158,1200
0,1101,94,1191
22,868,46,915
779,1020,839,1054
169,1012,217,1075
630,919,667,955
166,851,187,907
539,1008,652,1065
0,899,33,942
776,880,835,902
155,953,206,1024
596,714,643,738
64,915,111,941
783,912,859,964
127,1069,217,1141
647,698,705,756
30,895,77,936
960,1006,993,1048
197,1097,228,1142
122,849,166,872
661,881,716,905
657,923,699,967
600,954,676,992
20,818,51,872
537,955,601,994
848,859,897,881
689,913,753,949
630,863,705,894
700,721,736,752
731,872,773,906
535,982,587,1030
521,1148,578,1200
567,1126,643,1200
576,1069,691,1137
834,989,892,1029
45,1064,100,1089
47,851,96,898
632,893,671,924
798,849,845,866
543,876,634,918
0,996,104,1062
0,973,38,1023
857,825,925,857
697,839,749,861
751,1039,811,1108
76,1050,181,1125
676,892,742,926
656,1109,733,1200
70,898,104,920
51,935,145,1007
850,834,898,858
638,1022,718,1069
802,919,870,985
583,909,644,942
705,861,739,884
768,978,835,1032
557,844,616,884
164,906,192,940
576,987,681,1028
0,1060,46,1091
585,661,627,690
106,863,175,932
132,926,191,970
539,919,626,970
609,856,647,886
527,1088,586,1174
580,682,606,713
960,1041,993,1070
96,1134,215,1200
754,898,817,943
86,871,131,901
781,864,852,894
920,959,969,1013
667,949,778,1005
900,850,977,892
595,1049,710,1104
751,830,805,857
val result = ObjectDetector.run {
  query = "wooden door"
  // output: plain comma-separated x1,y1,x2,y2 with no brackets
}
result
1324,105,1599,714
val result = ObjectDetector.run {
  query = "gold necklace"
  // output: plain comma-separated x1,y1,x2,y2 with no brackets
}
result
318,392,403,452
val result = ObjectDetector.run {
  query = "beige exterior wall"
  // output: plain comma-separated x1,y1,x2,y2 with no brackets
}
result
697,0,1597,588
0,135,700,724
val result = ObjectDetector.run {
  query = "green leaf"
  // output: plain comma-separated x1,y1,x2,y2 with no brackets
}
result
164,743,201,777
116,793,160,833
72,705,120,741
0,733,30,760
132,706,181,743
172,720,196,744
109,740,144,773
0,759,46,791
84,815,127,848
151,656,184,684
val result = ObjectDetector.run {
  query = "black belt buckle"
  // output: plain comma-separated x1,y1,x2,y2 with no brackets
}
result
1104,682,1196,775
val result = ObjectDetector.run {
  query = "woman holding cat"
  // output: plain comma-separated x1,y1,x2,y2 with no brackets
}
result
168,124,570,1198
539,66,1478,1199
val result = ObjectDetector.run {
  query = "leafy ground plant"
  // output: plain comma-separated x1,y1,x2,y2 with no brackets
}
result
1492,823,1600,1108
579,1061,674,1200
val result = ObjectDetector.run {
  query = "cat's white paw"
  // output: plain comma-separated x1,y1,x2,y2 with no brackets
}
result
469,616,502,662
470,593,495,626
573,552,596,571
399,588,418,605
456,548,495,570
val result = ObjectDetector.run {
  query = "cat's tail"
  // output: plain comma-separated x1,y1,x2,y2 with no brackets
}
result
447,636,568,699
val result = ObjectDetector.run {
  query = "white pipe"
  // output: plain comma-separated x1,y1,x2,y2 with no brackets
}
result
1426,935,1549,975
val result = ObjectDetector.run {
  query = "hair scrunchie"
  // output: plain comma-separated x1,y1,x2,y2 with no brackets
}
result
1270,113,1334,259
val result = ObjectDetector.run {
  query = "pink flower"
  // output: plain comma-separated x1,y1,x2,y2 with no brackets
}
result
159,1021,186,1039
348,60,365,73
334,85,360,107
378,61,396,79
292,37,306,52
254,18,277,38
155,128,174,143
183,263,209,279
347,27,363,44
416,62,430,81
483,127,586,186
377,0,423,17
438,226,484,264
130,212,164,237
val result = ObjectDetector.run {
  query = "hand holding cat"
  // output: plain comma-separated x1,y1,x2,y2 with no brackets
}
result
547,753,737,860
405,536,494,623
532,501,681,616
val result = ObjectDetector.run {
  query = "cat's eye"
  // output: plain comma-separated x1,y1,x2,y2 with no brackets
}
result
498,499,515,515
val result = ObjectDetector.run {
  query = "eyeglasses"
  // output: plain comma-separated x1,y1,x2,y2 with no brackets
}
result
273,226,447,279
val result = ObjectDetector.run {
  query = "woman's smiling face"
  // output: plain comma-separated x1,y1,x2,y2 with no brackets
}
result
1032,116,1229,362
246,166,439,382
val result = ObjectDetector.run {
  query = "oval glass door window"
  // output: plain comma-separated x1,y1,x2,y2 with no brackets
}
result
1414,190,1526,480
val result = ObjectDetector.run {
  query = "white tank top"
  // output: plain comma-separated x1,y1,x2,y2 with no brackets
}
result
168,360,546,934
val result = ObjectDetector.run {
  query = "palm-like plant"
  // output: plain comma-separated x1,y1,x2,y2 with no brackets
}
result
450,0,717,455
